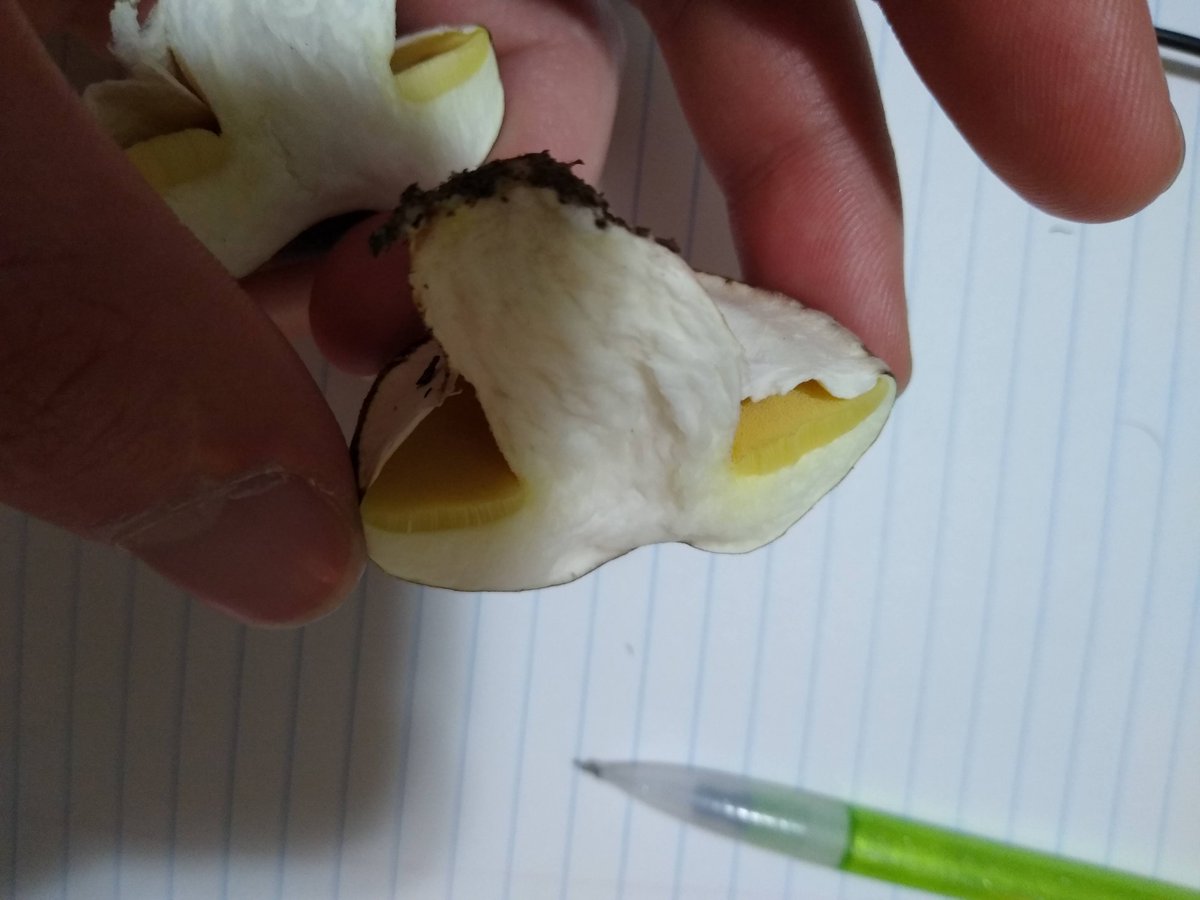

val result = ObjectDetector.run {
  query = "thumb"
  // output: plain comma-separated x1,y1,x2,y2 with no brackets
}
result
1,9,363,624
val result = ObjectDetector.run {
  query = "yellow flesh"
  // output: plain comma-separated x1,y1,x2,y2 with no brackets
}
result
122,30,488,193
731,377,890,476
125,128,227,193
362,385,526,533
363,375,885,532
390,28,489,103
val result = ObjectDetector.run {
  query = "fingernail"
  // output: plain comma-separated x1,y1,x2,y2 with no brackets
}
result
116,469,364,625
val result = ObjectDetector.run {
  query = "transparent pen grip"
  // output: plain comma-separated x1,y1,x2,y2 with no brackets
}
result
701,780,851,869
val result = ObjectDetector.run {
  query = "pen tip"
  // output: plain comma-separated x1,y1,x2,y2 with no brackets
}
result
574,759,602,778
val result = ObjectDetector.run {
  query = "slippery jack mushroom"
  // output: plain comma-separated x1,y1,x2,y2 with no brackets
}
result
353,154,896,591
84,0,504,276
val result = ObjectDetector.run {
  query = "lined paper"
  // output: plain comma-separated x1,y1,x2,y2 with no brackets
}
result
4,2,1200,897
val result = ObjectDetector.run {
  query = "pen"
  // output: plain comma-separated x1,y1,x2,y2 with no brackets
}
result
577,760,1200,900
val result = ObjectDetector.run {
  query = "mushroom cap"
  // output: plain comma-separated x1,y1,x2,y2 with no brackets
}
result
355,154,895,591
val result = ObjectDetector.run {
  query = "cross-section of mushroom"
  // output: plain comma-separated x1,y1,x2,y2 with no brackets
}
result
85,0,504,276
354,154,896,591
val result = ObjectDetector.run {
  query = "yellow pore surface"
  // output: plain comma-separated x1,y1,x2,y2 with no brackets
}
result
731,377,890,476
390,27,489,103
361,385,526,533
364,375,888,534
122,29,488,193
124,128,227,193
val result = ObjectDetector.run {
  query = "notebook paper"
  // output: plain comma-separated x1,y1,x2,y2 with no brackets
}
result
4,2,1200,897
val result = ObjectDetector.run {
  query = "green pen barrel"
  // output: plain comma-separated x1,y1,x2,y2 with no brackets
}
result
845,806,1200,900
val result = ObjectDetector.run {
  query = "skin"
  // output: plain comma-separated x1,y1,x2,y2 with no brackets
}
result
0,0,1183,623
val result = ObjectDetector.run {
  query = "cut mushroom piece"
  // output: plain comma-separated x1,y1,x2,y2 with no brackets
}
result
350,340,528,534
353,154,896,591
124,127,228,193
730,377,893,477
362,382,528,533
85,0,504,277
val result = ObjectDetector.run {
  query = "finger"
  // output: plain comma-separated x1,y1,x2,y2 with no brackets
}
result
637,0,912,385
310,0,622,374
16,0,125,44
395,0,622,177
310,213,425,376
1,7,363,625
878,0,1184,222
242,259,323,342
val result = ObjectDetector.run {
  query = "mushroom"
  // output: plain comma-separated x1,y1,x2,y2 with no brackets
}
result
86,3,894,592
354,154,895,591
84,0,504,276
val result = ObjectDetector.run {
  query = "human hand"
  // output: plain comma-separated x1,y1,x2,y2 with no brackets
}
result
0,0,357,625
317,0,1184,391
0,0,617,623
1,0,1179,625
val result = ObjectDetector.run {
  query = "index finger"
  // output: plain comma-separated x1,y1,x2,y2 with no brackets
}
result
310,0,622,375
878,0,1183,222
636,0,912,384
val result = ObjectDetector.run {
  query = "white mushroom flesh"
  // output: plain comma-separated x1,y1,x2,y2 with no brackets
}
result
85,0,504,276
355,154,896,591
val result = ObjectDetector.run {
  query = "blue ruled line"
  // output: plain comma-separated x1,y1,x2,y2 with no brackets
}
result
1104,88,1200,865
332,584,368,899
8,514,28,900
614,550,663,900
900,161,987,816
669,554,718,900
1152,89,1200,872
112,557,137,898
388,586,427,900
727,544,777,899
500,591,542,900
61,536,83,897
274,627,306,900
557,570,604,898
1154,573,1200,871
1002,224,1089,841
954,204,1037,826
166,599,192,899
1053,214,1144,854
443,592,484,900
221,624,248,900
784,503,836,899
